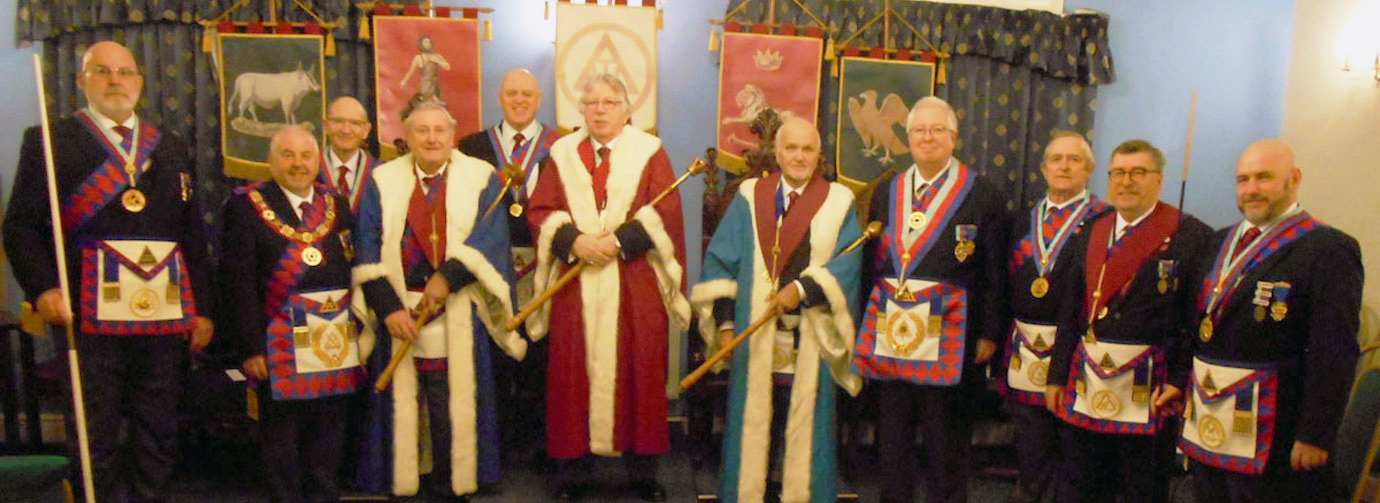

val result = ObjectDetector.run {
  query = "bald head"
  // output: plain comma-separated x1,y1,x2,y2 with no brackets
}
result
774,118,822,188
326,96,372,158
499,68,541,130
1236,139,1301,225
78,41,143,122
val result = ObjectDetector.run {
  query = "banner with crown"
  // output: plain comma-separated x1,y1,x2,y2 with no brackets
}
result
834,54,937,188
715,30,823,175
216,33,326,181
554,0,660,133
372,10,484,160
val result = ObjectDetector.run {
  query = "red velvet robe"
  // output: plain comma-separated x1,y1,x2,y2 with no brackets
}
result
527,131,687,458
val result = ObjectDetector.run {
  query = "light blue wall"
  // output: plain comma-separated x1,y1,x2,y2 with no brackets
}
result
1067,0,1296,228
0,1,41,314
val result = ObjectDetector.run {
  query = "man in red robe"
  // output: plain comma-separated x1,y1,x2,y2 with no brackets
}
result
525,73,690,502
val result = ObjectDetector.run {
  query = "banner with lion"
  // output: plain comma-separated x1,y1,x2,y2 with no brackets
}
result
716,31,822,174
217,33,326,181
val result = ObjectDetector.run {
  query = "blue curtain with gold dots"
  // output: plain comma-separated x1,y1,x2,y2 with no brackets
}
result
15,0,378,253
725,0,1114,213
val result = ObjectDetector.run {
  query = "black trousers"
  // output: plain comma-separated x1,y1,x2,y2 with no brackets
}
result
258,394,347,503
876,379,975,503
1011,400,1060,501
64,333,186,503
418,367,461,497
1057,423,1176,503
1190,456,1332,503
553,453,660,489
491,337,547,462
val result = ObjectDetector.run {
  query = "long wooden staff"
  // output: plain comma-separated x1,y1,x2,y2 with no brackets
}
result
372,301,436,392
678,221,883,394
503,158,708,333
1177,91,1196,212
32,53,96,503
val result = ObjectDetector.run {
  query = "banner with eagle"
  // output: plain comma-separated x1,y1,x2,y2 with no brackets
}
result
834,57,936,187
217,33,326,181
716,31,823,174
554,1,659,133
373,15,483,160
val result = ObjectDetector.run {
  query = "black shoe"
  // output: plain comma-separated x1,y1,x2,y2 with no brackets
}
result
632,479,666,502
555,483,582,502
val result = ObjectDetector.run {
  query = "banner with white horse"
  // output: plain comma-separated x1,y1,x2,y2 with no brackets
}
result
217,32,326,181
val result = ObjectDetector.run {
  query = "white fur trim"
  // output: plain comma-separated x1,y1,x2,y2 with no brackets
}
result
450,243,526,361
527,211,573,341
352,263,389,286
632,206,691,329
689,278,738,357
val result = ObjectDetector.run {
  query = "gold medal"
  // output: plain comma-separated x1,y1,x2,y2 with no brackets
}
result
894,283,918,303
509,202,524,218
1157,278,1168,294
1031,276,1050,299
955,240,974,262
1199,318,1214,343
1254,305,1266,322
1197,415,1226,449
301,246,323,266
1027,361,1049,386
130,288,159,318
1270,301,1287,321
1091,390,1122,418
301,232,314,243
122,189,147,213
261,209,277,221
906,211,927,231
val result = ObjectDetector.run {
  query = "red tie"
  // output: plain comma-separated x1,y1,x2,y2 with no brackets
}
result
113,125,133,150
1233,227,1262,260
298,201,312,222
336,165,351,195
786,191,800,214
593,146,611,207
511,133,526,162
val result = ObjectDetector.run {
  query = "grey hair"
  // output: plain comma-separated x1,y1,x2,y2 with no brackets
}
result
581,73,631,108
402,101,458,130
773,117,821,148
269,124,319,155
1046,130,1095,172
905,96,959,132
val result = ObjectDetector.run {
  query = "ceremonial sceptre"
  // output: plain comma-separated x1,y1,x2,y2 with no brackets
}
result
677,221,883,394
31,53,97,503
503,158,708,332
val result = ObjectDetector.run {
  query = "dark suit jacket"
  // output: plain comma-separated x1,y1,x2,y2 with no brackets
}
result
459,128,536,248
1049,203,1214,388
219,182,355,360
3,116,213,314
862,167,1011,371
1188,222,1362,450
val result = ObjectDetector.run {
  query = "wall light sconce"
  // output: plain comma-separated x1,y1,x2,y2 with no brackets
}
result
1339,2,1380,82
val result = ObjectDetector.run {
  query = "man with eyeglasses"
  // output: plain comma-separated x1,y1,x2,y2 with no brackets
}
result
526,73,690,502
1045,139,1213,503
852,96,1010,503
320,97,379,214
1179,140,1360,503
353,102,526,501
998,131,1110,503
3,40,215,501
457,69,563,469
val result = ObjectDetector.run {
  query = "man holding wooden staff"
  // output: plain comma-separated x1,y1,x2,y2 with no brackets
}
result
691,117,863,503
851,96,1009,503
220,125,363,503
4,40,215,501
525,73,690,502
352,102,526,501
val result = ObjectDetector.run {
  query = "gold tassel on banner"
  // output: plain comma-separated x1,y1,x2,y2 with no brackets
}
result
831,57,839,77
937,61,947,85
484,19,492,40
360,15,371,40
708,29,718,51
544,2,549,20
325,28,336,56
657,8,664,30
824,37,835,61
202,25,216,53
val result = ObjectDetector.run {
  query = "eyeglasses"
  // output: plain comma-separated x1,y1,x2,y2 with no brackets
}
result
84,65,140,78
1107,167,1160,181
908,125,952,137
581,99,624,111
